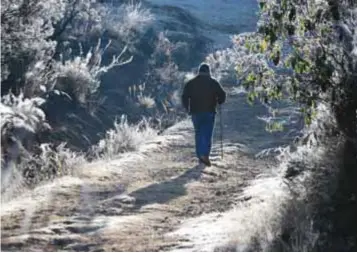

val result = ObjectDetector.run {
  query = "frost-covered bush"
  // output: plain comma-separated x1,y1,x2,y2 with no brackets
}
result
0,92,87,198
1,0,103,95
1,0,137,153
21,143,86,185
1,0,136,97
1,93,51,162
51,0,103,41
145,32,187,111
91,115,157,159
54,39,132,103
204,35,252,85
1,142,86,200
229,1,357,250
233,103,342,251
124,31,187,118
0,92,59,197
235,0,357,133
1,0,58,92
100,1,154,54
137,95,156,109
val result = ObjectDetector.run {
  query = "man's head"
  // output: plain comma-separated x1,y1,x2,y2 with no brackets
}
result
198,63,211,76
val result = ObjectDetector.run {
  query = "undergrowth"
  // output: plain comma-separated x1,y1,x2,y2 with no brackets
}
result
1,113,164,202
90,115,158,159
223,103,352,251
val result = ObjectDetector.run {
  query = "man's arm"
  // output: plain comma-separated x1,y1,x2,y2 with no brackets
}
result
214,80,226,105
181,82,190,112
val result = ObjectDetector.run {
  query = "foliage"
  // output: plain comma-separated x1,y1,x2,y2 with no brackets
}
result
54,39,132,103
0,0,147,192
1,142,86,200
1,93,50,161
1,0,132,99
91,115,157,159
236,0,357,130
101,1,155,52
127,31,187,115
234,1,357,249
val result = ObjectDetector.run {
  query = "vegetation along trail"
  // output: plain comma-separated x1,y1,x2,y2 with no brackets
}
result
2,0,356,251
1,92,275,251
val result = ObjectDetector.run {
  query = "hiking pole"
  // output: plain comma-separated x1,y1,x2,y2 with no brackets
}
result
219,105,224,159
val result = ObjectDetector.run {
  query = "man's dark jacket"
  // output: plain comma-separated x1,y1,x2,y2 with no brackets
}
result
182,74,226,114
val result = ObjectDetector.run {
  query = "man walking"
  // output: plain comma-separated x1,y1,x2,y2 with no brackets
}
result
182,63,226,167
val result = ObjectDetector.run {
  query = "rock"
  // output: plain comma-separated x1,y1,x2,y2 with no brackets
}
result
32,228,55,235
1,241,24,250
116,195,136,204
52,237,76,246
63,220,75,225
72,216,92,222
51,228,66,234
102,207,123,216
203,170,219,177
208,178,216,183
161,216,169,223
65,243,95,251
66,225,101,234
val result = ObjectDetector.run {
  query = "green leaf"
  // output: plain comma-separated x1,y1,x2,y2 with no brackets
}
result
304,114,312,125
244,41,252,50
235,65,243,74
247,91,257,105
294,60,310,74
247,72,256,82
282,0,288,11
266,121,284,132
260,39,268,52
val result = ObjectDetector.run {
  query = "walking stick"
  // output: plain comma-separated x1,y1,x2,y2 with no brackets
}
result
219,105,224,159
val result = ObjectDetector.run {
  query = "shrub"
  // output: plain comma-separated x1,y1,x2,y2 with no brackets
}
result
1,92,50,163
54,39,132,103
91,115,157,159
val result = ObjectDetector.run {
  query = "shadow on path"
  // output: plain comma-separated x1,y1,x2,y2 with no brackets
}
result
129,164,204,210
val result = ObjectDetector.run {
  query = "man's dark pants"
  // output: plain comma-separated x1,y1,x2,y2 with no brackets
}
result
191,112,215,158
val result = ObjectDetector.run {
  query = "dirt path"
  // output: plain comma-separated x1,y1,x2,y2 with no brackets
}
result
1,119,273,252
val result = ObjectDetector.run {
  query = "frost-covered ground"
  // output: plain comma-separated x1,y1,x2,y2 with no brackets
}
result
1,92,279,251
3,92,337,252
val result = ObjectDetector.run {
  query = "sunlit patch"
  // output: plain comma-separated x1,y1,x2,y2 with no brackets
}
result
1,177,84,215
168,173,288,252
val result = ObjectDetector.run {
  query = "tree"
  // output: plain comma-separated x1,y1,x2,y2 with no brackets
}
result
236,0,356,166
0,0,134,165
1,0,64,94
235,1,357,247
1,0,110,98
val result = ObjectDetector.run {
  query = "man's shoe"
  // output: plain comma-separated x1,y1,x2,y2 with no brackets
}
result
199,156,211,167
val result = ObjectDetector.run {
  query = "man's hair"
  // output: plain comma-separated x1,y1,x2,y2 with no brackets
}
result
198,63,210,75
